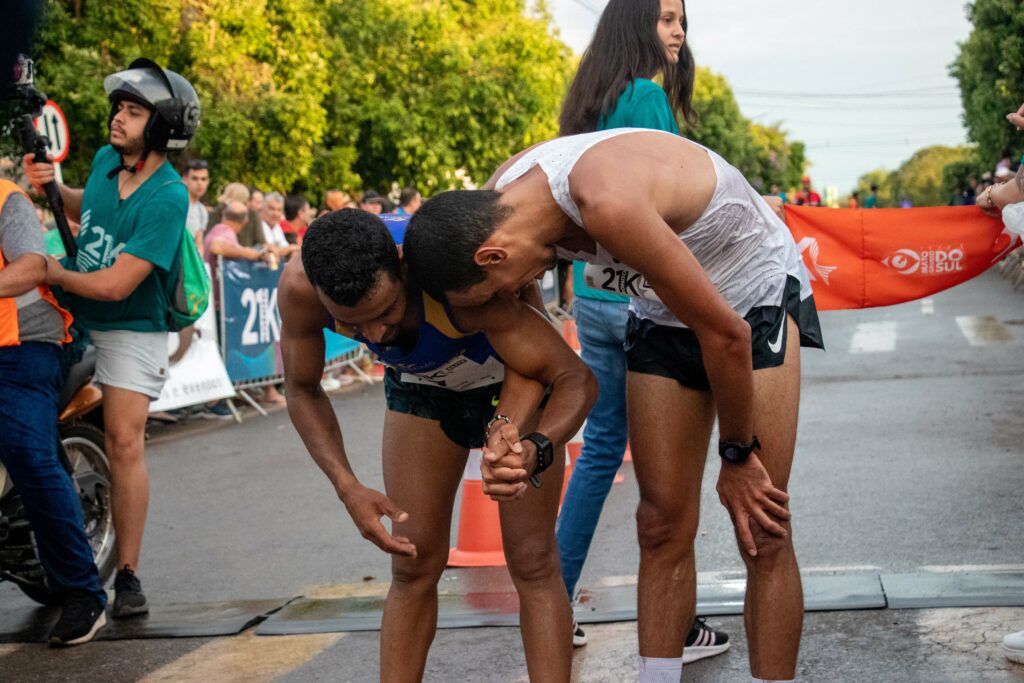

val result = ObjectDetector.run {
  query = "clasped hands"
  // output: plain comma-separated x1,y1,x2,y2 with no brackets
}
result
481,422,537,502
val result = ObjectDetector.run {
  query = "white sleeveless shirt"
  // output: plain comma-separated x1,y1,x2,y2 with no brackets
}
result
494,128,813,327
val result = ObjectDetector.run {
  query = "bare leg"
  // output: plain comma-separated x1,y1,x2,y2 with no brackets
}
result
740,316,803,679
628,373,716,658
102,385,152,571
378,411,467,683
499,446,572,682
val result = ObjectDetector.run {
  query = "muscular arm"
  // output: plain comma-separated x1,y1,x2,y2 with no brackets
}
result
457,298,596,449
279,259,415,556
0,252,46,298
47,251,155,301
577,198,754,443
279,259,359,495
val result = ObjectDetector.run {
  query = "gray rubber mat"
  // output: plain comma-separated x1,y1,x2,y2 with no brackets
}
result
258,573,887,634
575,573,886,623
0,598,296,643
257,592,522,635
880,571,1024,609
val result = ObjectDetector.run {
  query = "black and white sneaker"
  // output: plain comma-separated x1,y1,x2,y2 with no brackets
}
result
572,620,588,647
112,566,149,618
48,592,107,646
682,617,730,663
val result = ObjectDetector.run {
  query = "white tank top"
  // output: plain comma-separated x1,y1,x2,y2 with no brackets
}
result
494,129,813,326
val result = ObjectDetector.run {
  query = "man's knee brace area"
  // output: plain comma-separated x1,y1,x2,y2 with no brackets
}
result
635,499,697,553
505,541,559,585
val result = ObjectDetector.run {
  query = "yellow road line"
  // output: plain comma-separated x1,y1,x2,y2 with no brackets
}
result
138,631,344,683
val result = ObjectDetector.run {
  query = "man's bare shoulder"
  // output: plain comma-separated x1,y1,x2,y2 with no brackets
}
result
279,257,327,328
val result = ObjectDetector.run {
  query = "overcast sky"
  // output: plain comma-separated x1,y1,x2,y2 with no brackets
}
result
548,0,973,193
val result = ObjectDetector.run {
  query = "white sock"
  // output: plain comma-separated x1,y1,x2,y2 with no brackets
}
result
752,678,795,683
638,656,683,683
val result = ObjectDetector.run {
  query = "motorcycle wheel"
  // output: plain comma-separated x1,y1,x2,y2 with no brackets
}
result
59,422,117,583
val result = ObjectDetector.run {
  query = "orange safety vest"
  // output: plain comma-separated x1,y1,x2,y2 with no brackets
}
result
0,179,74,347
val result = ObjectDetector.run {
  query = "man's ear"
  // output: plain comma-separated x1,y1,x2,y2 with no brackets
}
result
473,246,508,267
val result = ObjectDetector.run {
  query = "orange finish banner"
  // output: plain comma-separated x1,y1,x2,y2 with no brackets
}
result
786,205,1022,311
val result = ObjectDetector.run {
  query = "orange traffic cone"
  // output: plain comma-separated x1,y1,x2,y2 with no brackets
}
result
562,319,581,353
448,449,506,567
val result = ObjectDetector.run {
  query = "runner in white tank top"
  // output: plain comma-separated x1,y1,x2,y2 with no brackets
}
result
494,127,814,328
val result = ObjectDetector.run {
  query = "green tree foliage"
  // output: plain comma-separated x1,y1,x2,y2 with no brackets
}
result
316,0,572,193
17,1,802,202
29,0,182,183
749,123,807,192
685,67,806,191
890,145,973,207
686,67,756,171
951,0,1024,166
855,169,897,207
177,0,328,194
18,0,571,199
854,146,974,208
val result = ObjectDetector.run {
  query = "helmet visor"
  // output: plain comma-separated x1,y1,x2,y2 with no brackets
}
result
104,67,172,106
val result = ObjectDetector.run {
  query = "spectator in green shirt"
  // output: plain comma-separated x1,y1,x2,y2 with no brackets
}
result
24,58,200,620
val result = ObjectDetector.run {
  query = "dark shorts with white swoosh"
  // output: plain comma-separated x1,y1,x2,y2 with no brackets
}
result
624,275,825,391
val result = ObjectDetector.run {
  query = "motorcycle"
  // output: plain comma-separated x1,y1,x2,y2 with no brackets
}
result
0,346,117,604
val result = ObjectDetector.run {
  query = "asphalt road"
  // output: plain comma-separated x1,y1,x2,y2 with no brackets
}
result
2,270,1023,682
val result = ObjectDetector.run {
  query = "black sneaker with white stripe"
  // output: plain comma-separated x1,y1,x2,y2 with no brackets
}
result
683,617,730,663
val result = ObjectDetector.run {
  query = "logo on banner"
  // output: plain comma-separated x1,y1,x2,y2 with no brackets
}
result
882,246,965,276
240,286,281,345
796,237,837,285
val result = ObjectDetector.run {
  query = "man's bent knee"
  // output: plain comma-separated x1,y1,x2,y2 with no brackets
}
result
636,499,696,553
506,541,560,586
391,552,447,590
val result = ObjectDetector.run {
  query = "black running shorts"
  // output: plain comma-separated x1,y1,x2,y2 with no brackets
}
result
625,275,825,391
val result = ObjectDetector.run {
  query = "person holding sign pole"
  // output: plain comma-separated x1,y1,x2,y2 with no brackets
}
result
23,58,199,619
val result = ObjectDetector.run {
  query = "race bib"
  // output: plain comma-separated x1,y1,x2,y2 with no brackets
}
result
400,354,504,392
582,263,662,302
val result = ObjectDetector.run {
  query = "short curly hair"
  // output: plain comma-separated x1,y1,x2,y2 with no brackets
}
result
300,209,401,307
403,190,511,302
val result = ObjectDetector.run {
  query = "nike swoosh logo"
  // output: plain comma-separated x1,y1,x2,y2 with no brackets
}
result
767,316,786,354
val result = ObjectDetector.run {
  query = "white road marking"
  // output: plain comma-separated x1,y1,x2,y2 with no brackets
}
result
921,298,934,315
848,322,897,353
917,564,1024,573
956,316,1015,347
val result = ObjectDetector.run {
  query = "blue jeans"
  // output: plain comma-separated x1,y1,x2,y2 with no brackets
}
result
556,297,630,598
0,342,106,605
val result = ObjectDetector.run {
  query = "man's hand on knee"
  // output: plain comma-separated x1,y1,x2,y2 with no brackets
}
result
716,453,791,557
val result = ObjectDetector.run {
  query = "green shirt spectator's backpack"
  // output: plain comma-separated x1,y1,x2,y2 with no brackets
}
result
168,216,210,331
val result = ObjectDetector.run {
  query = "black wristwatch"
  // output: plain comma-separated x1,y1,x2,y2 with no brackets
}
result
718,436,761,465
522,432,554,488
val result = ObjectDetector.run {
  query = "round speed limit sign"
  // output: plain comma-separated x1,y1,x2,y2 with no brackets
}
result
33,100,70,163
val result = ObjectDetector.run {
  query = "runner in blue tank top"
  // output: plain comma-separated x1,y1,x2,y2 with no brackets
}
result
279,209,595,681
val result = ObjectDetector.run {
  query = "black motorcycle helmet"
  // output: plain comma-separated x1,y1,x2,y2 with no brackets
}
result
103,58,200,153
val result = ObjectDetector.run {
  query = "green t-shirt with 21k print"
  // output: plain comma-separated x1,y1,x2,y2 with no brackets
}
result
65,145,188,332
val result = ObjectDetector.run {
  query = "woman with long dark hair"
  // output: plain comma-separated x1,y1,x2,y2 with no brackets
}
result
554,0,731,676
